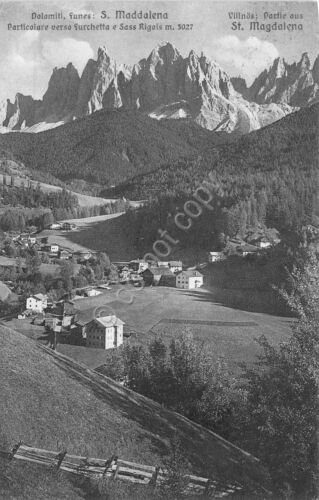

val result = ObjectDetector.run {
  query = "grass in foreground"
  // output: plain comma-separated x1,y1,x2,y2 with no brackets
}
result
0,324,271,495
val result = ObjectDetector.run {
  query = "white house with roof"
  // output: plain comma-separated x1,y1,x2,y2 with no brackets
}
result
50,244,59,254
26,293,48,313
176,270,203,289
255,238,272,249
86,315,124,349
208,252,226,263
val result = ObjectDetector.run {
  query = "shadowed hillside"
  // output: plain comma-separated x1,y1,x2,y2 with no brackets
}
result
0,324,272,497
0,110,231,188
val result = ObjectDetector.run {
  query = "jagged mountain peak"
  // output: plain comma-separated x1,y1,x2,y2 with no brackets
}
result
242,52,319,106
40,62,80,120
299,51,311,69
312,55,319,83
1,44,316,134
270,57,287,77
148,41,182,67
97,45,112,64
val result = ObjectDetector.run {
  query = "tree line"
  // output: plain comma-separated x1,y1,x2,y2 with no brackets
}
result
0,184,128,232
98,250,319,499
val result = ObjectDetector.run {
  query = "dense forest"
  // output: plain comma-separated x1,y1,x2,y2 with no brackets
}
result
123,104,318,254
0,109,231,187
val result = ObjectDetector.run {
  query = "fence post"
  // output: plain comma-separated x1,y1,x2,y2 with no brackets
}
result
204,479,212,496
10,441,22,460
56,450,67,470
150,465,160,488
103,455,115,477
112,456,119,480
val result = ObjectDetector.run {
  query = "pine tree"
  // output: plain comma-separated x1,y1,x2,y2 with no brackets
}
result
237,250,319,498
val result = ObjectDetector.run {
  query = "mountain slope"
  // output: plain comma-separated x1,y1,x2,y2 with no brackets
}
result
0,42,293,134
0,324,272,495
0,109,230,186
118,103,318,201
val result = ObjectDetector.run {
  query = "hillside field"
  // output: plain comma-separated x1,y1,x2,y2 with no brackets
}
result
0,325,271,498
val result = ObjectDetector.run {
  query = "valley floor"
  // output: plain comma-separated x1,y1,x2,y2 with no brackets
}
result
6,285,293,373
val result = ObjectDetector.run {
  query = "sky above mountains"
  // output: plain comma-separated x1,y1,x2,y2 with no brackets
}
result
0,0,318,101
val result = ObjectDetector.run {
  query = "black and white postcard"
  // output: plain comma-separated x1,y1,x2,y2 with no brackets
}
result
0,0,318,498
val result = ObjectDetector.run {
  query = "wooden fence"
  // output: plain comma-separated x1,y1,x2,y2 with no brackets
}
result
7,443,242,497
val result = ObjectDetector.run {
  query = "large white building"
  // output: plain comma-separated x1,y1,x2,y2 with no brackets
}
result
86,315,124,350
176,271,203,289
26,293,48,313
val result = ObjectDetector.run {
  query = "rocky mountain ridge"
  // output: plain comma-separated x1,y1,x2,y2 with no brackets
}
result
232,52,319,106
1,42,316,134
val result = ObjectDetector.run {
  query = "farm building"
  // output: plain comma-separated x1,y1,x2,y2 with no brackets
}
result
85,288,102,297
86,315,124,350
129,259,149,273
168,261,183,273
44,243,59,254
238,244,258,257
26,293,48,313
254,238,272,249
60,249,73,260
141,266,174,286
159,273,176,287
176,270,203,289
157,261,169,267
208,252,226,263
61,222,77,231
74,251,93,263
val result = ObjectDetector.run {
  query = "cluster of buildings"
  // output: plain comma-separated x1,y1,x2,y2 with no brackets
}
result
114,259,204,290
208,235,279,263
24,293,124,351
10,231,97,264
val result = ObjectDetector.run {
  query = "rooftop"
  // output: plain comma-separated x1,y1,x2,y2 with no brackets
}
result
178,270,203,278
95,315,125,328
33,293,47,301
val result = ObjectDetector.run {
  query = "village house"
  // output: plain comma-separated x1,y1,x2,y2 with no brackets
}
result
159,272,176,287
49,243,59,254
61,222,77,231
85,288,102,297
119,266,130,282
17,234,37,248
74,251,92,263
129,259,149,273
86,315,124,349
176,270,203,289
48,223,62,230
254,238,272,249
238,243,259,257
208,251,226,263
141,266,173,286
73,307,96,338
41,243,59,255
59,249,73,260
168,261,183,273
26,293,48,313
